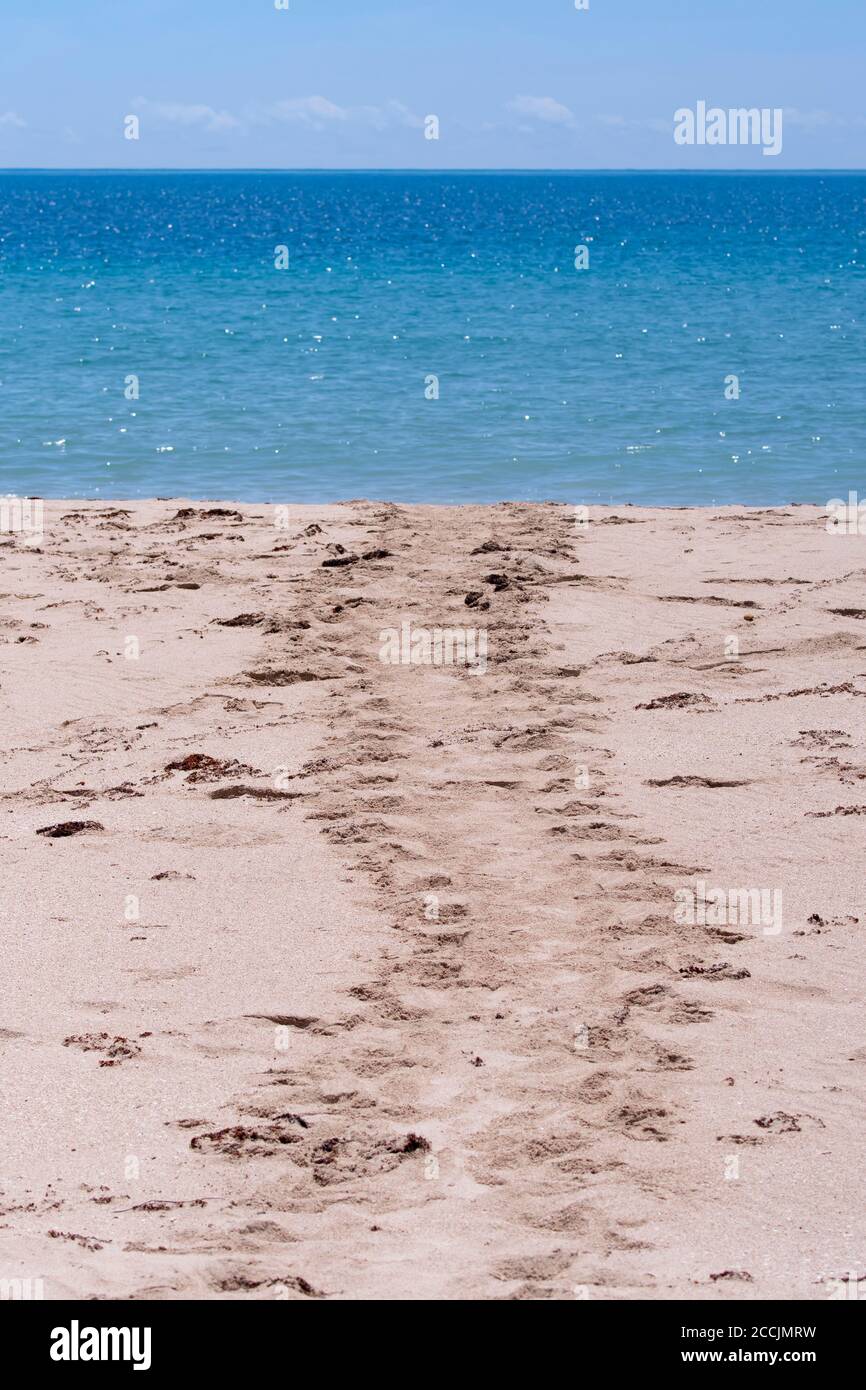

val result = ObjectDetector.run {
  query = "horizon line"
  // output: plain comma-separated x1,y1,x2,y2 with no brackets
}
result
1,166,864,175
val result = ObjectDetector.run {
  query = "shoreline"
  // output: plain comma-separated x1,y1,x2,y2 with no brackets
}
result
1,498,863,1299
7,495,851,511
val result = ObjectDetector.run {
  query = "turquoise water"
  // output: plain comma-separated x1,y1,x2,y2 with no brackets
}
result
0,171,863,504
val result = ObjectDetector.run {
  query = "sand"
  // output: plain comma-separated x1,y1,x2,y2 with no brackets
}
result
0,498,863,1301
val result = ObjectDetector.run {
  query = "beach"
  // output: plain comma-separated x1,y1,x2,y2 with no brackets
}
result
1,498,864,1301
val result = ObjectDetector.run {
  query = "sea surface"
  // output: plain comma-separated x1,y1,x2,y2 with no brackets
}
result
0,170,863,505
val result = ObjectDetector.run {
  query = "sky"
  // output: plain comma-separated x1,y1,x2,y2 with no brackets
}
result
0,0,864,169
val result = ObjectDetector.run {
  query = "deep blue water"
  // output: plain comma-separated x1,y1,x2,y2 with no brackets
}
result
0,170,863,504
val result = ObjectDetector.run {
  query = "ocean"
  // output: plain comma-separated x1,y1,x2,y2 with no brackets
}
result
0,170,862,505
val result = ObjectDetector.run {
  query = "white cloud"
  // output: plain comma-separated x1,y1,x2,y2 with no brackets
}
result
784,108,834,131
381,100,425,130
269,96,349,125
507,96,575,127
127,95,425,140
594,114,671,134
0,111,26,128
263,97,423,131
130,95,425,139
783,107,865,131
134,99,241,132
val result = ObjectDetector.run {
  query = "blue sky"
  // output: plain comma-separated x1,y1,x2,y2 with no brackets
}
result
1,0,863,168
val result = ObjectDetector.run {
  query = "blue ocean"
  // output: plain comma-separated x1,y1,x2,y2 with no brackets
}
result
0,171,862,505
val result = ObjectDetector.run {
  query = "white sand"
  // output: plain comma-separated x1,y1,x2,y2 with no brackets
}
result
0,500,863,1300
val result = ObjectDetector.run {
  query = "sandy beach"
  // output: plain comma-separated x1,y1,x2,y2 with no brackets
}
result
1,498,864,1301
